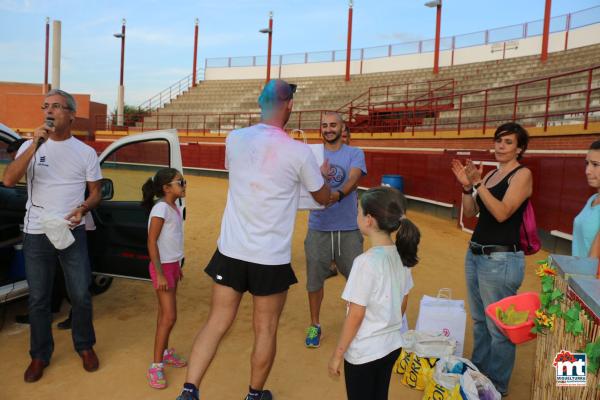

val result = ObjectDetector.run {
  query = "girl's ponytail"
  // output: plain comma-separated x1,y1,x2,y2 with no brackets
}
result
360,186,421,268
395,217,420,268
141,177,156,212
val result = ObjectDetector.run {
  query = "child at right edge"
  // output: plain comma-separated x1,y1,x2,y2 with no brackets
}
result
328,186,421,400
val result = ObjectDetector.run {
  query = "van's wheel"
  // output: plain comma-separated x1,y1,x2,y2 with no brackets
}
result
90,275,113,295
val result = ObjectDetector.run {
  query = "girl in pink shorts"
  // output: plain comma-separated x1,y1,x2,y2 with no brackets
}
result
141,168,187,389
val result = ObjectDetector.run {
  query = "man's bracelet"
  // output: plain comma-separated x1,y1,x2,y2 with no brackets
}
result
78,202,89,215
337,190,345,202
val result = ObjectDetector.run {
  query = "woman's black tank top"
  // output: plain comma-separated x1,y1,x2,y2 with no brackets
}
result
471,166,528,246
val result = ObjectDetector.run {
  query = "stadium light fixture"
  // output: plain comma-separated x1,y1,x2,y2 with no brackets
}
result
425,0,441,7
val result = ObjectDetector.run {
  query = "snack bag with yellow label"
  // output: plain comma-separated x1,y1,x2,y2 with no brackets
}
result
422,379,462,400
393,348,413,375
402,354,438,390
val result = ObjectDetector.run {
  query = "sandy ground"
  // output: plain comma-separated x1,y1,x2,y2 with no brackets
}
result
0,174,544,399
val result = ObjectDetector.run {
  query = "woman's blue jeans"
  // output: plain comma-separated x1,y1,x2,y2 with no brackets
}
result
465,249,525,394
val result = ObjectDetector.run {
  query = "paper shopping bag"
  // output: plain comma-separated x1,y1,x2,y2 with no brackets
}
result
416,289,466,357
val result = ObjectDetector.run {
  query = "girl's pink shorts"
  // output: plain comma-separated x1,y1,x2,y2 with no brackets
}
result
149,261,181,290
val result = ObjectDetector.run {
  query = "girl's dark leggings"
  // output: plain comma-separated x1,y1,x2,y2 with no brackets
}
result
344,348,401,400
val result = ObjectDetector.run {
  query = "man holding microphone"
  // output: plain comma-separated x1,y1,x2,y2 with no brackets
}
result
3,89,102,382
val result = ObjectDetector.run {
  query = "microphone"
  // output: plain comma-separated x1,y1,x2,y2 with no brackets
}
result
37,118,53,149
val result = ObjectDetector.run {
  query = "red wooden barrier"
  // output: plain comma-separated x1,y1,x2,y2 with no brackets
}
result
88,140,592,236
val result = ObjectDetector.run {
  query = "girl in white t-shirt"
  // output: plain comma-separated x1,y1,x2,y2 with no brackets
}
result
141,168,187,389
328,187,420,400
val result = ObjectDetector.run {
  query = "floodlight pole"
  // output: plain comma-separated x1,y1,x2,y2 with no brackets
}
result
192,18,199,87
115,19,126,126
541,0,552,62
266,12,273,82
345,0,354,82
43,17,50,93
433,0,442,74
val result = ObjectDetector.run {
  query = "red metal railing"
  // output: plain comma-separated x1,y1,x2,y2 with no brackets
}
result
337,79,454,113
97,65,600,136
409,64,600,136
336,79,455,132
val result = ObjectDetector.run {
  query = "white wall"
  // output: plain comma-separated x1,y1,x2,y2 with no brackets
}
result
204,23,600,81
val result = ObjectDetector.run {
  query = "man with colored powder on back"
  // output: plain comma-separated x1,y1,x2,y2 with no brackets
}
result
177,80,330,400
303,112,367,348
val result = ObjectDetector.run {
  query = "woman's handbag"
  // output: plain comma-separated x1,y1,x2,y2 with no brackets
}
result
520,199,541,255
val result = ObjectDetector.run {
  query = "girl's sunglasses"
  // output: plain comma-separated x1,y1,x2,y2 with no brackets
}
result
168,179,187,187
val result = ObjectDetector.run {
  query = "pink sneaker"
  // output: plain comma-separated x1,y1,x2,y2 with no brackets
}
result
147,363,167,389
162,348,187,368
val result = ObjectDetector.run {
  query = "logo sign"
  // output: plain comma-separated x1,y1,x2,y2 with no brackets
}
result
553,350,586,386
326,164,346,188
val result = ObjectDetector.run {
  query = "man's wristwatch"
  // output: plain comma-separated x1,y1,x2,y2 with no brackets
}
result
337,190,345,202
473,181,483,190
462,186,474,195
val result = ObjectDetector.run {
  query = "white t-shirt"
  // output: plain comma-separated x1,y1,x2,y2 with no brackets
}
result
342,245,414,365
218,123,324,265
17,137,102,234
148,201,184,263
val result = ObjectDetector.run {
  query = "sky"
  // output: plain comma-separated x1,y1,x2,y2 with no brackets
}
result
0,0,598,111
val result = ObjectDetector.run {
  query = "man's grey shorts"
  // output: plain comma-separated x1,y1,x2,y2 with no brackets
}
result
304,229,363,292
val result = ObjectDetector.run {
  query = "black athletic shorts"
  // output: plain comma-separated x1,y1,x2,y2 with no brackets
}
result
204,249,298,296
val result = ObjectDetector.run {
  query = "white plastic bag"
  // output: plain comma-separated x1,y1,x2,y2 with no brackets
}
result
416,288,467,356
434,356,479,389
40,213,75,250
422,356,478,400
399,330,457,390
401,330,457,358
460,369,501,400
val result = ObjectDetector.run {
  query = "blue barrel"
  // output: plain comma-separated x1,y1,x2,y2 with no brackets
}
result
381,174,404,193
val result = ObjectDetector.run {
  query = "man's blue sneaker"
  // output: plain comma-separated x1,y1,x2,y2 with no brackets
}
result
305,325,321,348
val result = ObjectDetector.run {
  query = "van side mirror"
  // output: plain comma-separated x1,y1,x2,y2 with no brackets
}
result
100,178,114,201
